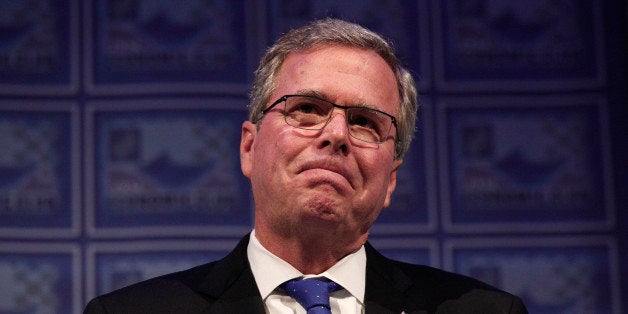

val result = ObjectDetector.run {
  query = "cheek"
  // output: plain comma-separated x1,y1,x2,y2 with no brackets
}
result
354,151,396,214
252,126,297,176
362,151,394,184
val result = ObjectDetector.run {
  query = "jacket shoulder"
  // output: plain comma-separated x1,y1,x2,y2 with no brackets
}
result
395,261,527,313
365,243,527,313
84,235,254,313
84,261,220,313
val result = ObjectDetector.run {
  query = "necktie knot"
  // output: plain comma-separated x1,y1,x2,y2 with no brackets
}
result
282,277,342,314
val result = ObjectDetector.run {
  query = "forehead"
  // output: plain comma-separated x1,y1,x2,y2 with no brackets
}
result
274,45,400,115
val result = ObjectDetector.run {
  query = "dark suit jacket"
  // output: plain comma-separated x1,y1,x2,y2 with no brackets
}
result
84,235,527,313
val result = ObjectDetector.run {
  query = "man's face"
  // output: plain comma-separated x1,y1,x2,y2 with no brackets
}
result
241,45,402,242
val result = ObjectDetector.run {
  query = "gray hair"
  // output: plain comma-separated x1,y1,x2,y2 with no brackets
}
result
249,18,418,159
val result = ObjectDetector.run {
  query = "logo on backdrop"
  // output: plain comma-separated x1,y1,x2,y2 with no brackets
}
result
0,120,59,216
103,118,239,215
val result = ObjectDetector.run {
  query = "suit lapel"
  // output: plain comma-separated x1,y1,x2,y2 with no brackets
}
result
201,264,265,314
202,295,264,314
364,242,428,314
185,235,266,314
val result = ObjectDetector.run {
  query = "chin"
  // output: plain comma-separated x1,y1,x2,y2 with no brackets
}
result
299,198,343,224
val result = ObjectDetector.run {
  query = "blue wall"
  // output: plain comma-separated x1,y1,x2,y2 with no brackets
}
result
0,1,625,313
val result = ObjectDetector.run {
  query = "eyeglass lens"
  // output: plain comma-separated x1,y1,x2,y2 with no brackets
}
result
282,96,392,143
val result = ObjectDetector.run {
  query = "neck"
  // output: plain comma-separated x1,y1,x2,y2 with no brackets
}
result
254,226,367,274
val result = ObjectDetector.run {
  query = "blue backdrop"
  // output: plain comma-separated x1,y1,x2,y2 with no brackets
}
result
0,1,626,313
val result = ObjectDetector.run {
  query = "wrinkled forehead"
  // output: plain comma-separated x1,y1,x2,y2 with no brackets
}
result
273,45,400,115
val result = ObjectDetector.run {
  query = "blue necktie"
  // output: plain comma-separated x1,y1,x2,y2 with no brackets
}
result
282,277,342,314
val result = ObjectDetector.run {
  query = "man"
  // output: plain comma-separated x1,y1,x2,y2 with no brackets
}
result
84,18,527,313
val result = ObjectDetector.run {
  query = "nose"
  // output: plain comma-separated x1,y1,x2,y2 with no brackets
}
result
318,110,350,155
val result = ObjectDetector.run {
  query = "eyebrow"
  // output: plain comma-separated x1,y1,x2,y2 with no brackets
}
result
294,89,328,100
293,89,380,111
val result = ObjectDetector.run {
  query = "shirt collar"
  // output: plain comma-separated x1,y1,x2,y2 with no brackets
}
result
247,229,366,303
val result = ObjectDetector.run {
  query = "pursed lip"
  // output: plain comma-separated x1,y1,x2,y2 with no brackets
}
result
297,159,356,190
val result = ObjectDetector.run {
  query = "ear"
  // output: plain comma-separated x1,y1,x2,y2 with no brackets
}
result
240,121,256,178
382,159,403,208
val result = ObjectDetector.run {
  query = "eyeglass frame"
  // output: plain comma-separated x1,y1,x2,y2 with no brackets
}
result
258,94,398,144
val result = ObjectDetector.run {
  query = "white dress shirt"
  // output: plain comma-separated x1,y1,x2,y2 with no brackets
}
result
247,230,366,314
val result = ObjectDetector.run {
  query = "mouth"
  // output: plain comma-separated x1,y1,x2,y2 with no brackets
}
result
297,160,355,190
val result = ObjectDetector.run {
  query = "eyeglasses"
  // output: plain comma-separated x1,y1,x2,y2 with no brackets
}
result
260,94,397,144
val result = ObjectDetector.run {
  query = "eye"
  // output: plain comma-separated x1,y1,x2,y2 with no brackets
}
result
348,111,379,131
286,98,328,116
294,102,318,114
